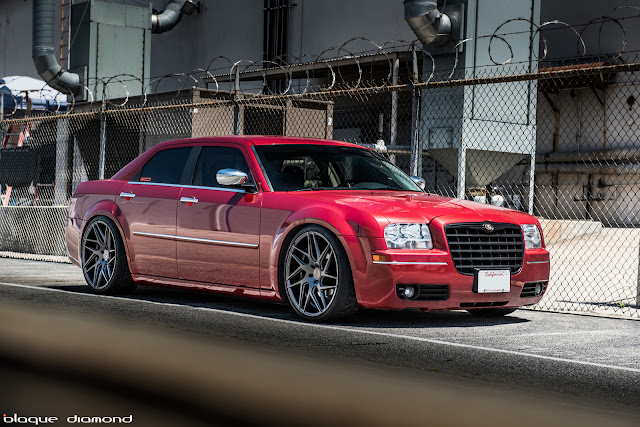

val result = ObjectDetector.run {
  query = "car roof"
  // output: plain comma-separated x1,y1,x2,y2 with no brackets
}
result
111,135,370,181
155,135,365,149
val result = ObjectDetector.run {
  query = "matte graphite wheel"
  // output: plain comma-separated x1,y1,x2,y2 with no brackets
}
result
81,216,136,295
467,308,517,317
283,225,357,321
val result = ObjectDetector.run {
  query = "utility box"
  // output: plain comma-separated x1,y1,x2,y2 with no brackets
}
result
70,0,151,102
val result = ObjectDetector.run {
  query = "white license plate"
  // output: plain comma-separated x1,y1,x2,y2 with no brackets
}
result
476,270,511,293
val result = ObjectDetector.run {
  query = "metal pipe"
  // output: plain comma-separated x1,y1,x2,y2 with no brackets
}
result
537,149,640,164
537,163,640,175
152,0,197,34
403,0,452,46
32,0,81,96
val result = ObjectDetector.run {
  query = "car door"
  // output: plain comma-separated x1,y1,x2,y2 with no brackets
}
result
117,146,193,279
176,144,262,288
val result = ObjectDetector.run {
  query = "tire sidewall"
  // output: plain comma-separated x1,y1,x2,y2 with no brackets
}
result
282,225,355,322
81,216,127,294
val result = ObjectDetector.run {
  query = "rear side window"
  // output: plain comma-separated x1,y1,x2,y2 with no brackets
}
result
138,147,191,184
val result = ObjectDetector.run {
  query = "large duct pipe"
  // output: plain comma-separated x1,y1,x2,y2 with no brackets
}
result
403,0,452,46
32,0,81,96
152,0,198,34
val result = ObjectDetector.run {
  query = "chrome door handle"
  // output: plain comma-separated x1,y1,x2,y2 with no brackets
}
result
120,192,135,200
180,197,198,205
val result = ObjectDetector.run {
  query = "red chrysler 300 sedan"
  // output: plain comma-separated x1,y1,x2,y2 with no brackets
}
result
66,136,550,321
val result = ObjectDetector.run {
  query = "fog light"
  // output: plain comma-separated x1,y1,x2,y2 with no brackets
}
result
535,282,543,296
404,286,416,299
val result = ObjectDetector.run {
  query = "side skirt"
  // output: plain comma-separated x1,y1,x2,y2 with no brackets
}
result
131,274,281,302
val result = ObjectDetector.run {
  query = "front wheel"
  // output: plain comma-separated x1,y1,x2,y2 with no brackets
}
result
81,216,136,295
282,225,357,322
467,308,517,317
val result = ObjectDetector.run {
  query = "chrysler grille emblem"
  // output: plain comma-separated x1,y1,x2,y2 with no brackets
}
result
483,222,494,232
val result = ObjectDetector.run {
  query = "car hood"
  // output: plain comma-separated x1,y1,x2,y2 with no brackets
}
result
288,190,535,225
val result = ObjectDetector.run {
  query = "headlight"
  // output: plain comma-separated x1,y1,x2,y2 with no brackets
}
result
384,223,433,249
521,224,542,249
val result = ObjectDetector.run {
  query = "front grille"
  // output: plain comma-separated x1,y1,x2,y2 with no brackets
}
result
520,281,548,297
445,223,524,276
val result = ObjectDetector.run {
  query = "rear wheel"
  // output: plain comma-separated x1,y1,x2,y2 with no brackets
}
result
282,225,357,322
81,216,136,295
467,308,517,317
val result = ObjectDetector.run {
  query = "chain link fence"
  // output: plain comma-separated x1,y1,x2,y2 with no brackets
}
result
2,52,640,318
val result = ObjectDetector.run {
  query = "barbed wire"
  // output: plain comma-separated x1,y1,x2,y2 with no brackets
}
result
3,6,640,116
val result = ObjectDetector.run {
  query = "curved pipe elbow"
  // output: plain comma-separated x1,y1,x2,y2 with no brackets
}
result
32,52,81,96
32,0,81,96
152,1,186,34
403,0,452,46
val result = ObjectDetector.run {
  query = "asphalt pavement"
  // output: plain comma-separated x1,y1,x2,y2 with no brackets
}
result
0,257,639,426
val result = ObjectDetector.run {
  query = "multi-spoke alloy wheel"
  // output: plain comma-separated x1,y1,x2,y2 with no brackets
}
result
283,226,357,321
82,220,116,290
81,217,135,294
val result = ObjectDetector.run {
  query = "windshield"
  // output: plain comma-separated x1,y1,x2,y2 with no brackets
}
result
254,144,422,192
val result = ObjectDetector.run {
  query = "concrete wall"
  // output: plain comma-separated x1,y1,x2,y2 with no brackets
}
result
534,79,640,226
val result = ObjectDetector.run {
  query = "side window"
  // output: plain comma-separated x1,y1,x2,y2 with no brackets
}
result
192,146,254,188
138,147,191,184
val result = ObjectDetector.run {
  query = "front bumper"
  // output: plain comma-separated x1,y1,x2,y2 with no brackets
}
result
353,247,550,310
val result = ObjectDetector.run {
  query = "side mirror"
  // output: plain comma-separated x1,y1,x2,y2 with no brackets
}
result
216,169,257,193
410,176,426,191
217,168,248,186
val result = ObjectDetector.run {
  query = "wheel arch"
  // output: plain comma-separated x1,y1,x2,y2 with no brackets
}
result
274,218,361,304
81,201,133,272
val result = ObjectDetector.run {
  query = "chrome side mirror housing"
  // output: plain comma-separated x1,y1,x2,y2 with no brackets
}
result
217,169,249,186
410,176,426,191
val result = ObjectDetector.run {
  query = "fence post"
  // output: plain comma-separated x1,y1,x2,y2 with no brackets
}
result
456,147,466,199
409,48,422,177
233,66,240,135
528,147,536,215
390,57,399,145
637,245,640,306
98,98,106,180
54,119,69,205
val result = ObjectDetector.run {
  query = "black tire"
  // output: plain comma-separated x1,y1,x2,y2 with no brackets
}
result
281,225,358,322
81,216,136,295
467,308,517,317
